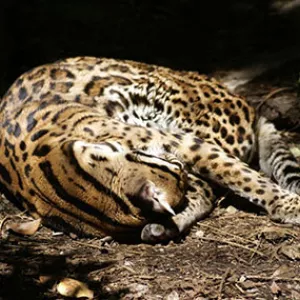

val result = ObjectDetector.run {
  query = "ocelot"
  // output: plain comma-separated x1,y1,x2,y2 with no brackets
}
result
1,56,300,243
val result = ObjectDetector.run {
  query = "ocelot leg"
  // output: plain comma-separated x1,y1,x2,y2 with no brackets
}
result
141,173,216,243
174,135,300,225
121,121,300,230
257,116,300,194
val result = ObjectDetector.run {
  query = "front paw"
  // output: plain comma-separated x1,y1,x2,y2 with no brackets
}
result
268,195,300,225
141,223,179,243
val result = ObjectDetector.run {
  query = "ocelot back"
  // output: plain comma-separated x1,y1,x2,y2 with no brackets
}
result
1,56,300,243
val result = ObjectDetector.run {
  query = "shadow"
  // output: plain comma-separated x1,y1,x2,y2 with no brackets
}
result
1,1,300,96
219,192,266,215
0,239,128,299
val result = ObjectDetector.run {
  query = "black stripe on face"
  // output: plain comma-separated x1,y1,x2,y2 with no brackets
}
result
39,159,133,225
133,150,183,169
125,152,182,183
66,142,134,215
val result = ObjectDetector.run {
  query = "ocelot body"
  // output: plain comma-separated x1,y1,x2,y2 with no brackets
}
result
1,56,300,242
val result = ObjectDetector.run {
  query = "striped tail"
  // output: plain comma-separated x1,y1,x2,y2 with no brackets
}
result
257,116,300,194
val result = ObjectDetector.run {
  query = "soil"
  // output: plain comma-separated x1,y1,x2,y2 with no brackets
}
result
1,60,300,300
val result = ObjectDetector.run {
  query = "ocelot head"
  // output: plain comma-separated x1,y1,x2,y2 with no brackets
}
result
68,140,188,217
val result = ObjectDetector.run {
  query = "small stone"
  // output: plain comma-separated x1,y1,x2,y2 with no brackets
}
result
195,229,205,238
165,290,179,300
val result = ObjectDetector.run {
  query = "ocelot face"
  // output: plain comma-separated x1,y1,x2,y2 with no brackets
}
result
121,151,188,215
71,141,187,217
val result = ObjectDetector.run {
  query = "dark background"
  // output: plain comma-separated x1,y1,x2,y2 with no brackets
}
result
1,0,300,96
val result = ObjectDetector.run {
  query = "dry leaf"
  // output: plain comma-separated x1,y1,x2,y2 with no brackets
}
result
290,146,300,158
165,291,179,300
270,281,281,295
280,244,300,260
239,280,259,289
8,218,41,236
57,278,94,299
225,206,238,214
272,265,295,278
39,275,55,284
291,290,300,299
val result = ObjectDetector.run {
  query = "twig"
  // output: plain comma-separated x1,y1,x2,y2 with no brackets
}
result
212,211,258,220
264,87,294,100
198,236,266,257
250,234,263,260
199,270,222,280
200,223,258,245
234,283,246,294
121,265,136,274
72,239,113,252
218,267,231,300
245,275,300,283
256,86,294,113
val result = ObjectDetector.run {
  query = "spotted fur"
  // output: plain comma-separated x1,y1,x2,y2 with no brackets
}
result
1,56,300,242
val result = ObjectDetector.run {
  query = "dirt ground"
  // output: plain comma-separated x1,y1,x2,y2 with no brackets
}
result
1,59,300,300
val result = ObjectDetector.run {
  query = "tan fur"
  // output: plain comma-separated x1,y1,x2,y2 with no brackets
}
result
1,56,300,242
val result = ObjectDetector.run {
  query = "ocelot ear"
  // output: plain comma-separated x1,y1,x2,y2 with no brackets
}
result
137,180,157,201
130,179,176,216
